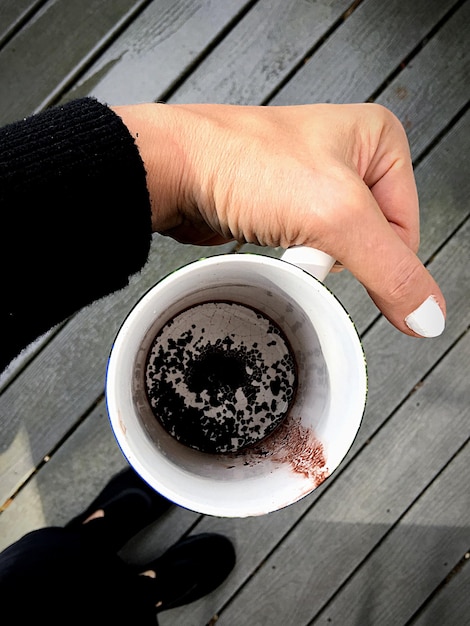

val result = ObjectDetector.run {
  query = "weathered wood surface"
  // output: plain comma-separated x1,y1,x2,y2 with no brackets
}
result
0,1,469,624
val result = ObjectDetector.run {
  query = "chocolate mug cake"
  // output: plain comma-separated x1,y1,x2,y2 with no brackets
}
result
145,300,297,453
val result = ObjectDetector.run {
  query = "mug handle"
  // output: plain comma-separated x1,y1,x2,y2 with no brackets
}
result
281,246,335,282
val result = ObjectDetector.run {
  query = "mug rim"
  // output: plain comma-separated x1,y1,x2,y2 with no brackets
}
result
106,252,367,517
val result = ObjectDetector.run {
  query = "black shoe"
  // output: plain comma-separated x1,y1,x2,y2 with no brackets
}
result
65,467,173,550
143,533,236,613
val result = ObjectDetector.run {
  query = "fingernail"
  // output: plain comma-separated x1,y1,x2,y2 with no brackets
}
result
405,295,445,337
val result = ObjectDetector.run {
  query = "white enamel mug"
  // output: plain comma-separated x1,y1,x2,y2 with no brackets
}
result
106,248,367,517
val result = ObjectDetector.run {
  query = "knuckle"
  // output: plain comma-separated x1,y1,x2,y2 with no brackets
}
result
387,255,422,303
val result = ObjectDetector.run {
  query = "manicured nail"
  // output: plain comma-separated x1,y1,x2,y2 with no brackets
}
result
405,295,445,337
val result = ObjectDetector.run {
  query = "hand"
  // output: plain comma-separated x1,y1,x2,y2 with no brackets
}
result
112,102,445,338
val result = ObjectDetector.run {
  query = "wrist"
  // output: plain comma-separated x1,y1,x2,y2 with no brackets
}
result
111,102,188,233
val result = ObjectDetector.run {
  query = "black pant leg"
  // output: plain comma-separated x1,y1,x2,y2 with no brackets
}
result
0,526,159,624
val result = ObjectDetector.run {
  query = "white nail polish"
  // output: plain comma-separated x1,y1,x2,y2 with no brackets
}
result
405,295,445,337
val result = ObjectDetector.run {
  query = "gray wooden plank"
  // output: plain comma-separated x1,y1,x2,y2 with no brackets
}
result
0,0,148,124
0,0,41,46
167,0,353,105
410,554,470,626
375,1,470,157
0,403,126,547
0,330,55,393
270,0,459,106
67,0,254,105
205,327,470,626
0,397,200,553
312,442,470,625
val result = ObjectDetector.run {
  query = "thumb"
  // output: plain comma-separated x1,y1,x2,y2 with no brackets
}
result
340,207,446,338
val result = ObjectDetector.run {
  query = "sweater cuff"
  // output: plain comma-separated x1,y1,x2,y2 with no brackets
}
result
0,97,153,369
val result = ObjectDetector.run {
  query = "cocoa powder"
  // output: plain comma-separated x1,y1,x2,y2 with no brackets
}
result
240,415,329,487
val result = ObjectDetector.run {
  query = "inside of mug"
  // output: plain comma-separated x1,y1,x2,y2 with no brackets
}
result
107,255,366,516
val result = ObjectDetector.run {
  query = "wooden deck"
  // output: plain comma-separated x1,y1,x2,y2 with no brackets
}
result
1,1,469,624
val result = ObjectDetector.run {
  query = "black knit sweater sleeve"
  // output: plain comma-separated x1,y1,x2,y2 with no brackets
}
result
0,97,153,371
